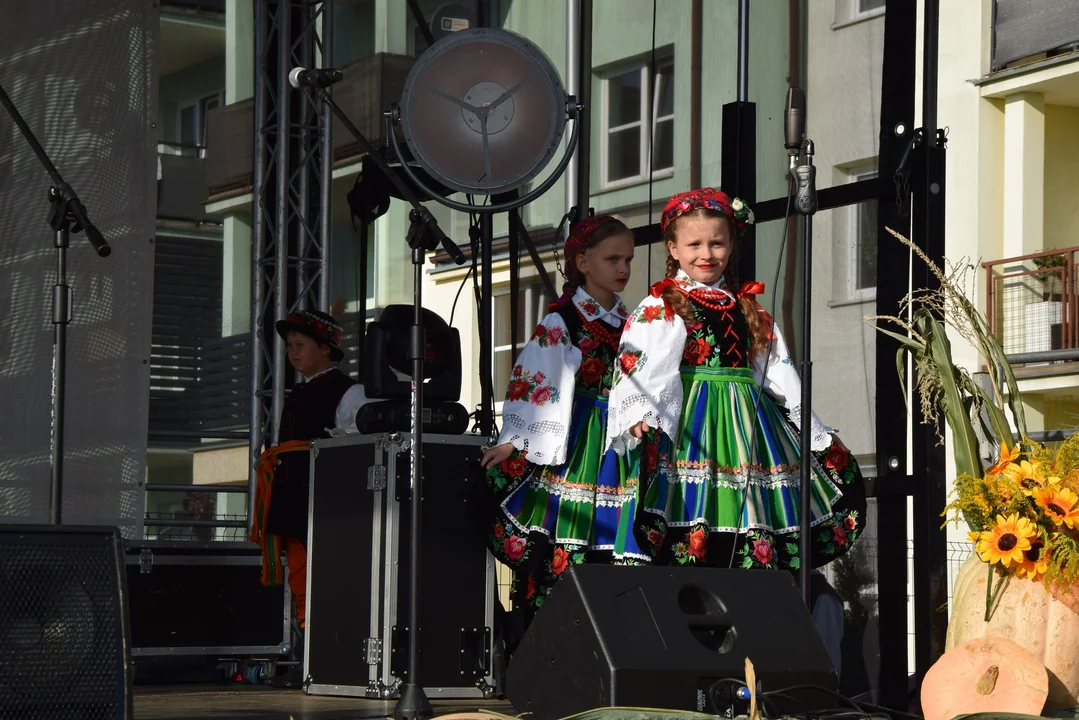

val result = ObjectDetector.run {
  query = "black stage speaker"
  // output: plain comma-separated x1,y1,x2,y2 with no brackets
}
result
0,525,132,719
505,565,837,720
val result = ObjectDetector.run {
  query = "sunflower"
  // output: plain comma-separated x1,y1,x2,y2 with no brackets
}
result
1033,486,1079,529
1003,459,1056,496
975,513,1036,567
1014,536,1050,580
987,443,1020,475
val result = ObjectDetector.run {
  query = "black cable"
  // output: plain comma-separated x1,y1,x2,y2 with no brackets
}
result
726,190,795,570
467,195,499,433
450,260,474,328
763,683,868,715
646,0,658,285
450,213,480,326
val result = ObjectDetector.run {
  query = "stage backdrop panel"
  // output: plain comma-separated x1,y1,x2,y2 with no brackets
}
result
0,0,157,535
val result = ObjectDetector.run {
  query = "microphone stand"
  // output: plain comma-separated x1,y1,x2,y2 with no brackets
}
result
792,139,817,608
0,82,111,526
303,79,464,720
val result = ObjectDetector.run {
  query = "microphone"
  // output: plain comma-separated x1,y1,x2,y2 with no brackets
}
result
784,86,805,161
288,67,343,90
428,217,466,266
792,139,817,215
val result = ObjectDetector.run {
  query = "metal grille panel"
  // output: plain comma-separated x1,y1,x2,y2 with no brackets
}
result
0,527,130,719
0,0,157,535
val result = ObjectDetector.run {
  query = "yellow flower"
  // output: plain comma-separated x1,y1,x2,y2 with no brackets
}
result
987,443,1020,475
975,513,1035,567
967,530,981,543
1004,459,1054,496
1014,536,1050,580
1033,486,1079,529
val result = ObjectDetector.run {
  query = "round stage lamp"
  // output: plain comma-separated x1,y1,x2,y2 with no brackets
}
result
398,27,568,197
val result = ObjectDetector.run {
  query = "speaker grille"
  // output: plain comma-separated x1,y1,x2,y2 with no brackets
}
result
0,529,129,720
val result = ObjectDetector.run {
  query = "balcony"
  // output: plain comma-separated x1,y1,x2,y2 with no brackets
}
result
203,53,415,203
148,310,373,445
984,246,1079,366
992,1,1079,71
161,0,225,13
157,143,214,222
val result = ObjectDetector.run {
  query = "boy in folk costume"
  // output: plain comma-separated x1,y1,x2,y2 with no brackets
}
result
606,188,866,570
249,310,369,642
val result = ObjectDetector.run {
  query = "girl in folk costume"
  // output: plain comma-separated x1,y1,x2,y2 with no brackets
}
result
605,188,865,570
477,215,646,625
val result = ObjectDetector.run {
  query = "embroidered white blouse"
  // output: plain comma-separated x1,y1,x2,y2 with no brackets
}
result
604,270,833,456
496,287,629,466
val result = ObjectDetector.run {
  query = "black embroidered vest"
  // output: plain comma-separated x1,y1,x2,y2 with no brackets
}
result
682,295,752,369
554,302,623,396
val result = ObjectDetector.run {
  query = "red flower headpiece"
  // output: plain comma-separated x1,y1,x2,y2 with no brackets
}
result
660,187,755,233
563,214,619,269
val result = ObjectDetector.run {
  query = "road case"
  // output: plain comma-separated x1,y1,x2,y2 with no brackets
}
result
304,432,497,699
125,540,291,658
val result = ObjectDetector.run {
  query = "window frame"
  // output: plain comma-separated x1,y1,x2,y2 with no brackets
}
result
177,90,223,149
847,165,879,301
599,59,676,189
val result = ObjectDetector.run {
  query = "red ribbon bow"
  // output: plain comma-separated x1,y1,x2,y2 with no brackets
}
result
737,281,765,297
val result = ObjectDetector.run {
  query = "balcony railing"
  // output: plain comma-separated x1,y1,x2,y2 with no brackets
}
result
148,309,376,444
203,53,415,202
157,142,212,222
160,0,225,15
984,245,1078,361
992,0,1079,71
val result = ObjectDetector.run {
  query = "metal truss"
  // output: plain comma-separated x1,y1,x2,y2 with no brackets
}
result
249,0,334,517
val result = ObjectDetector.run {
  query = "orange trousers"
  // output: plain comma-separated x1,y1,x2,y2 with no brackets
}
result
285,537,307,629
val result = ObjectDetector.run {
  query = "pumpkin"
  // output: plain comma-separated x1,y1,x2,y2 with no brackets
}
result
921,637,1047,720
947,554,1079,708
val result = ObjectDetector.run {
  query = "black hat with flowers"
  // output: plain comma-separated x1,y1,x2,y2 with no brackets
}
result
275,309,345,361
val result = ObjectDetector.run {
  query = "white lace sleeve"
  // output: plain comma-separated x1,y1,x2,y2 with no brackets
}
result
496,312,582,465
751,319,834,452
605,295,687,455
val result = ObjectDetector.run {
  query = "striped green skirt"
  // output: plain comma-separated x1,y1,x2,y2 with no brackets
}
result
633,366,865,570
479,389,647,611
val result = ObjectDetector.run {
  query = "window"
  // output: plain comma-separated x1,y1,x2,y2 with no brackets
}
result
492,280,552,406
849,168,878,295
178,91,222,148
835,0,885,27
602,61,674,187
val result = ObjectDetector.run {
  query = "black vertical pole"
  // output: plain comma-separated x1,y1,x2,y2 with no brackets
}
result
501,190,521,364
875,0,917,708
358,218,369,374
912,0,949,688
574,0,592,223
722,0,756,282
479,212,494,437
50,216,71,525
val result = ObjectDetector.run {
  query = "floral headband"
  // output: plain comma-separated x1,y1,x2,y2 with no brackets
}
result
660,187,755,233
563,214,619,269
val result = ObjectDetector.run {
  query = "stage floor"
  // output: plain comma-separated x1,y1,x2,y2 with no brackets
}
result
133,685,516,720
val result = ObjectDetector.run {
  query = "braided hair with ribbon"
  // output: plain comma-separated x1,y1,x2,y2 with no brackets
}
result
553,214,632,307
656,187,772,358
